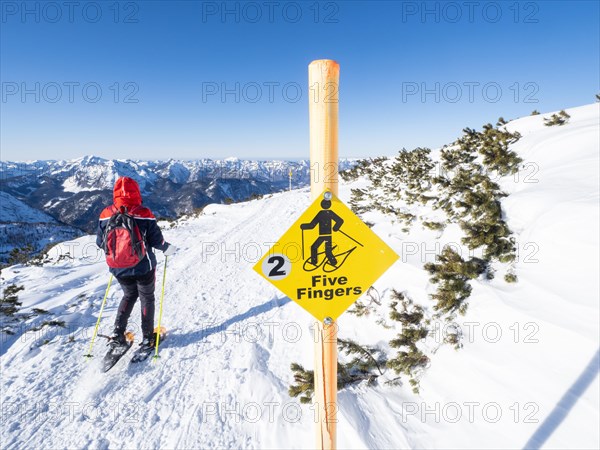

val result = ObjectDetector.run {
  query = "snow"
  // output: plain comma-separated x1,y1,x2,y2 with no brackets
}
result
5,157,356,195
0,104,598,449
0,193,81,261
0,191,57,223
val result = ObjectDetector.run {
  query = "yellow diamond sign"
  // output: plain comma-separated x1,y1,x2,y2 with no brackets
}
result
254,191,399,321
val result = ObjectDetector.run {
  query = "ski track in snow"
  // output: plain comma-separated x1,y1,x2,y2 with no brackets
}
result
1,103,599,449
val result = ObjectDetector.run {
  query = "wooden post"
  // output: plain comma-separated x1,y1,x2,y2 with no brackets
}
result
308,59,339,450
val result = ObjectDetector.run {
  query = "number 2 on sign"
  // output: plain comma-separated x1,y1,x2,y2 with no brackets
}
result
262,254,291,281
268,256,286,277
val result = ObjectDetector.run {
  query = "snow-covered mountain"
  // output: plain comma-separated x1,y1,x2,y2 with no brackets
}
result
1,156,315,188
0,191,82,263
0,157,356,228
0,191,57,223
1,156,357,194
0,104,598,449
0,157,355,262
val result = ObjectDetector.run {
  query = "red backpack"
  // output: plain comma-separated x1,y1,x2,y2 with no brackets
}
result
102,206,147,268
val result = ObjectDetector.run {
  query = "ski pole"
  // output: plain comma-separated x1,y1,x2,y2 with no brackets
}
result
153,256,168,361
84,274,113,359
338,228,364,247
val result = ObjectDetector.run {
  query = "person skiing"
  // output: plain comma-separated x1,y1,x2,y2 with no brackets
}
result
96,176,176,351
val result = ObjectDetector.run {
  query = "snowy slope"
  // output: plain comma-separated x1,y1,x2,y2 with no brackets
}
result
0,191,82,262
0,191,57,223
0,104,598,449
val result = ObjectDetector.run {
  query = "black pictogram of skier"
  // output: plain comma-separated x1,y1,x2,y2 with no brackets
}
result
300,198,363,272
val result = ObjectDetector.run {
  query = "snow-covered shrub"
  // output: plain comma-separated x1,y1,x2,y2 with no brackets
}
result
340,156,387,182
386,290,429,393
338,120,523,394
544,110,570,126
1,284,24,317
7,244,35,265
424,248,488,316
288,338,388,403
504,272,518,283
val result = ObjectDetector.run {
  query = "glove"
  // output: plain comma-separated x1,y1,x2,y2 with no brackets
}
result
163,244,178,257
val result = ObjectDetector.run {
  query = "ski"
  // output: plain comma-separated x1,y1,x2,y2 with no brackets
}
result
100,331,135,373
130,326,167,364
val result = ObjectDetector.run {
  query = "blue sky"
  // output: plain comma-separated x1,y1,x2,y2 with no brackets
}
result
1,1,598,161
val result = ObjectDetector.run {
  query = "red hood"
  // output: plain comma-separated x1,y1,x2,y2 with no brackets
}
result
113,177,142,209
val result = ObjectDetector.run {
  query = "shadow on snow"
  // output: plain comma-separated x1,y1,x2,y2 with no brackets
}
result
165,296,292,350
523,347,600,449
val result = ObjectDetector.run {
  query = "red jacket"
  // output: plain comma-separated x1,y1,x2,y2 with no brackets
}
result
96,177,168,277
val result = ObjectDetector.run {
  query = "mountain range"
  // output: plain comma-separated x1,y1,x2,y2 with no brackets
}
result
0,157,355,262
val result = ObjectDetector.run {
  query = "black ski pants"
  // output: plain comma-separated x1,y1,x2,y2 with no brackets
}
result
114,269,156,338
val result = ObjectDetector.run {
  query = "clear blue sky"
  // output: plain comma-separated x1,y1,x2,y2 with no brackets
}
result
1,1,598,161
